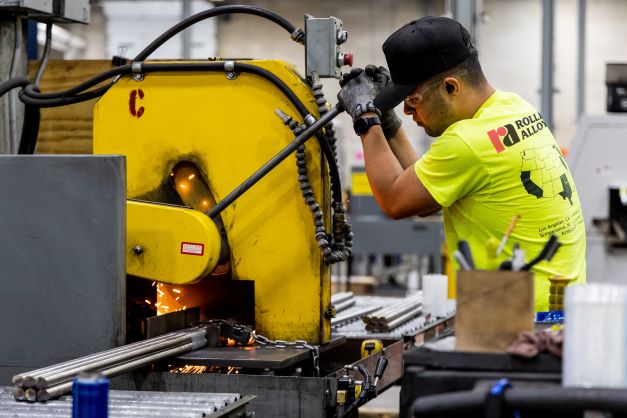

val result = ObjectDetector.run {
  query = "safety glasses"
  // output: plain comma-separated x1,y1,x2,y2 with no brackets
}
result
403,70,468,107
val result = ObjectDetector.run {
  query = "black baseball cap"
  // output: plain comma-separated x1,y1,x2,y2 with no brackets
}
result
374,16,476,111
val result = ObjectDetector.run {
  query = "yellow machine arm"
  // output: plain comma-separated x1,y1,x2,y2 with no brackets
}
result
126,200,222,284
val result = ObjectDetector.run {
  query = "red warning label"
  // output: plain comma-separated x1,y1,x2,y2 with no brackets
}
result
180,242,204,256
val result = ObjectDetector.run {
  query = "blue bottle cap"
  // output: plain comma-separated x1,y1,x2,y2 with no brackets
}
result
72,372,109,418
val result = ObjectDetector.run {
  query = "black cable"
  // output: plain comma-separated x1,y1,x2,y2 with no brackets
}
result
336,365,372,418
14,60,344,215
18,103,40,154
34,23,53,86
0,77,30,97
19,84,113,108
22,65,131,100
134,4,304,62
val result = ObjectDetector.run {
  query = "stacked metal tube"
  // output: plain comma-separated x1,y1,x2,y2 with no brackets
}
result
363,295,423,332
11,327,207,402
331,305,382,328
331,291,355,313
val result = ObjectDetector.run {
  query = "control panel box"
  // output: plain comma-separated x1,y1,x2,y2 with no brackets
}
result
53,0,90,24
0,0,53,15
305,15,352,79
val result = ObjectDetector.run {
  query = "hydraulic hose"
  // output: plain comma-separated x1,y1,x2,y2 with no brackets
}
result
19,84,112,108
21,65,130,100
0,77,30,97
134,4,304,62
18,102,40,154
17,61,343,204
15,60,344,208
411,386,627,416
34,23,53,86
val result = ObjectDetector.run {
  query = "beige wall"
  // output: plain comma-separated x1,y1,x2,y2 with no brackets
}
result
64,0,627,174
216,0,627,153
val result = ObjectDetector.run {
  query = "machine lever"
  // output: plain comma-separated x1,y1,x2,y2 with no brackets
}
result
373,356,388,387
206,105,342,219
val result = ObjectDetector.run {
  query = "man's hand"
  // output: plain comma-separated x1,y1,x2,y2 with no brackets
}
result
337,68,381,121
364,65,402,138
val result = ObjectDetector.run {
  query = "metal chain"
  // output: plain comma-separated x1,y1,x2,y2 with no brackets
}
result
252,331,320,377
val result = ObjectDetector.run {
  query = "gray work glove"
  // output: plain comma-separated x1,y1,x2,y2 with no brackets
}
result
364,65,402,138
337,68,381,121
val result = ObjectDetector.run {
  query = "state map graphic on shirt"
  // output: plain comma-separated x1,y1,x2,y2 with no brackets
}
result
520,144,573,205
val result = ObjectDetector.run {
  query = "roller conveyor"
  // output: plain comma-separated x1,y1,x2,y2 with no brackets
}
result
0,386,252,418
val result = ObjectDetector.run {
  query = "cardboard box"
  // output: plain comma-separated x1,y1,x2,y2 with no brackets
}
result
455,270,534,352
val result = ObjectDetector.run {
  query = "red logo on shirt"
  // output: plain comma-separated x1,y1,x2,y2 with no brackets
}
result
486,124,520,153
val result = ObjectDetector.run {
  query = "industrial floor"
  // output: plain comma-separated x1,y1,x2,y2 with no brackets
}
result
360,385,400,418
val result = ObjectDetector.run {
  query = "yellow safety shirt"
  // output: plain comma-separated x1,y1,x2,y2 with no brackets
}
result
415,90,586,311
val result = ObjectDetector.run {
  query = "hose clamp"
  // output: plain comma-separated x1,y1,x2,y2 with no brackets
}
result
131,62,144,81
304,114,316,126
291,28,305,44
224,61,238,80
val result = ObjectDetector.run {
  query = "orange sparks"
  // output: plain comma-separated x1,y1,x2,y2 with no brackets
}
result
172,289,182,294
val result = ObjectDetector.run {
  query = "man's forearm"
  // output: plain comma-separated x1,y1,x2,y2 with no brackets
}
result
387,126,420,169
358,123,441,219
359,125,404,209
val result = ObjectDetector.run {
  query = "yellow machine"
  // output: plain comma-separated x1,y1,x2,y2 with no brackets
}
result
93,60,341,344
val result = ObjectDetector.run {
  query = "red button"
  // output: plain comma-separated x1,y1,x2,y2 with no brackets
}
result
344,52,354,67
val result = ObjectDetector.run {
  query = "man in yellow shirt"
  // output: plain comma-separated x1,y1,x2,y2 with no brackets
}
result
337,16,586,311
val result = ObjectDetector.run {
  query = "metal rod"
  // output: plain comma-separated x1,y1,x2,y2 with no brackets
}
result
14,329,200,386
8,16,24,154
181,0,192,59
379,302,422,323
382,307,422,331
37,331,205,389
541,0,555,130
35,331,195,379
334,298,355,313
12,386,25,401
206,106,342,219
376,298,422,319
24,388,37,402
37,343,197,401
576,0,586,119
13,331,187,383
20,334,187,388
331,305,381,327
367,296,422,321
331,292,354,305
